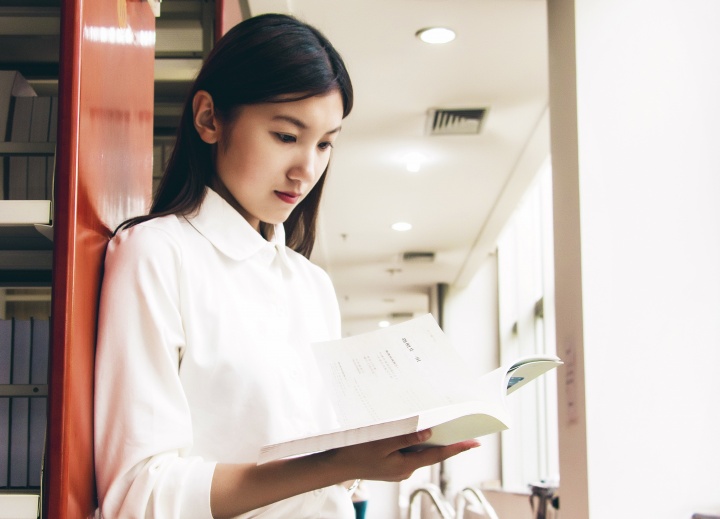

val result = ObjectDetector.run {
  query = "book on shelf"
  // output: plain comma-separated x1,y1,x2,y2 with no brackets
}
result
8,95,35,201
0,319,11,488
258,314,562,465
0,72,56,203
28,96,52,200
1,71,36,201
28,318,49,487
9,319,31,487
0,71,36,142
47,96,58,200
0,318,50,489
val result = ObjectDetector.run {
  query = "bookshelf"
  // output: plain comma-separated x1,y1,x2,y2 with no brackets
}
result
1,0,156,517
0,67,56,289
1,0,222,516
0,318,49,495
45,0,156,516
0,11,57,513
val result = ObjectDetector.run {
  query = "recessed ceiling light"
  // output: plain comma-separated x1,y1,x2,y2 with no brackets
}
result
416,27,456,44
404,152,426,172
392,222,412,232
378,320,390,328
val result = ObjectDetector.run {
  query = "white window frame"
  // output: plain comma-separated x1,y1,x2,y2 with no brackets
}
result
496,161,559,492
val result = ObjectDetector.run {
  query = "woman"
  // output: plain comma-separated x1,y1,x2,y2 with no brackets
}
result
94,13,479,519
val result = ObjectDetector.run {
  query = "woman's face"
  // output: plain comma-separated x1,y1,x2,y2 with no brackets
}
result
209,91,344,231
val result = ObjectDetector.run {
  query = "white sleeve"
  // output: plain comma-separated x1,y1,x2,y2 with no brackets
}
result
94,223,216,519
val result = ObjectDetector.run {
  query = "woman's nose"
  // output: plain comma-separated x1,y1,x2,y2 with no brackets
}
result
288,148,319,182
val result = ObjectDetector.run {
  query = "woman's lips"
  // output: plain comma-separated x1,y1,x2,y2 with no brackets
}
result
275,191,301,204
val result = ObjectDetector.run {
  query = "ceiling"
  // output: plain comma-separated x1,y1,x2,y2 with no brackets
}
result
0,0,551,336
249,0,550,335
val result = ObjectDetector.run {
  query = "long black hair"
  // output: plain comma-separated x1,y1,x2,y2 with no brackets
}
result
119,13,353,257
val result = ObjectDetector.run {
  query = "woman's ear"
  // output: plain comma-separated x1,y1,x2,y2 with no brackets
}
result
193,90,220,144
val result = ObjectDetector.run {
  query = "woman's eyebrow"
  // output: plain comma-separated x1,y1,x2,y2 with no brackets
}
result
272,114,342,135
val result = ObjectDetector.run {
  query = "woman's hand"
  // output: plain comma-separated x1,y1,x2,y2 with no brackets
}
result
318,429,481,483
211,429,479,518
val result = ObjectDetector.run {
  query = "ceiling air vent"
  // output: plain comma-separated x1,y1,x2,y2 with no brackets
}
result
390,312,415,320
402,251,436,263
426,108,487,136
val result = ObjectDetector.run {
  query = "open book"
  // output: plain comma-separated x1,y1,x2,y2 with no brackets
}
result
258,314,562,464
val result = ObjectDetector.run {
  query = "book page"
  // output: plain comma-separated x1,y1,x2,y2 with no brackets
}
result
312,314,478,427
258,415,422,464
259,317,562,463
504,356,563,395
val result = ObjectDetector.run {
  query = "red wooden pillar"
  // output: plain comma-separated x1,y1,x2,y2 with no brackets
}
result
44,1,155,517
216,0,244,40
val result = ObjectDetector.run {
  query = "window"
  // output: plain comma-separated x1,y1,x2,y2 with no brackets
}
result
496,160,559,491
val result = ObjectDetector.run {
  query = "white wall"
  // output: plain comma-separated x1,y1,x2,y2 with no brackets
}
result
364,260,501,518
549,0,720,517
368,3,720,517
442,253,502,495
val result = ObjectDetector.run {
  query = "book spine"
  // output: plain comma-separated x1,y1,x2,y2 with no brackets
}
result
0,72,14,200
0,71,35,200
8,96,34,201
0,319,12,488
0,72,16,141
47,96,58,199
10,319,31,487
28,318,49,487
27,97,52,200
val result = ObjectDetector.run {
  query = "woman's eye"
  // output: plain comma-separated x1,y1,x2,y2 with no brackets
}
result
318,141,334,150
275,133,296,143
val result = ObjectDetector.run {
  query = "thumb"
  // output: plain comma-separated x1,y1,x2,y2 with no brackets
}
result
394,429,433,452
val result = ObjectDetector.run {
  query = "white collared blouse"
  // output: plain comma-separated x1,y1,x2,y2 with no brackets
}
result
94,188,354,518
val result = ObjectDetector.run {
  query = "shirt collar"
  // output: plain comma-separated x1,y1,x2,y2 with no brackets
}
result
184,187,290,264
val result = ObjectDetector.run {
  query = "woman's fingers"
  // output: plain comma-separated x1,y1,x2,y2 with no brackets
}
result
391,429,433,452
373,429,480,460
332,430,481,482
399,439,481,469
